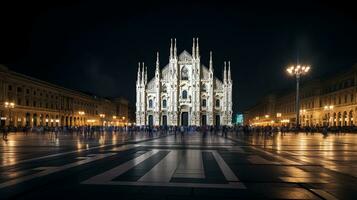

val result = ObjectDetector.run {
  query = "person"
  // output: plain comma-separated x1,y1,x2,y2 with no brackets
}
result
148,126,153,137
202,125,207,138
222,125,228,137
322,125,328,136
180,126,185,137
3,125,9,140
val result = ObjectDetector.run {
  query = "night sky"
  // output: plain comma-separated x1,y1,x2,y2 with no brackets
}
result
1,1,357,113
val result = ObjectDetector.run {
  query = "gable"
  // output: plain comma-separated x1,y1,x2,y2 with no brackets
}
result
178,50,192,62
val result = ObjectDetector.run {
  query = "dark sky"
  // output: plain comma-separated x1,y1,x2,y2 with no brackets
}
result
1,1,357,113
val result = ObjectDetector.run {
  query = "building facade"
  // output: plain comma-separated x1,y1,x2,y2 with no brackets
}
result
0,65,130,127
136,38,233,126
244,64,357,127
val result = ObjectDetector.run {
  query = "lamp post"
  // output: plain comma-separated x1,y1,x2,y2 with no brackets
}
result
112,115,117,127
5,102,15,126
323,105,334,126
286,65,310,130
99,114,105,126
78,111,85,126
122,116,126,126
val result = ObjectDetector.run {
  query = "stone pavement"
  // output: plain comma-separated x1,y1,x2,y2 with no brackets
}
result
1,131,357,199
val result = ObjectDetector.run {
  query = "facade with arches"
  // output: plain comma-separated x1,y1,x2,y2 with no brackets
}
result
244,64,357,127
136,38,233,126
0,65,130,128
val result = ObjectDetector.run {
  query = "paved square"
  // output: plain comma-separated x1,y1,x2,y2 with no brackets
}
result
1,131,357,199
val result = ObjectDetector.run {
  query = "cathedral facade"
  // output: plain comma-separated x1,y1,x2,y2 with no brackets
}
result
136,38,233,126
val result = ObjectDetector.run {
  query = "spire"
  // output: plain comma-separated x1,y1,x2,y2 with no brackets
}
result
137,62,141,84
223,61,227,83
174,38,177,58
141,62,145,85
228,61,231,81
192,38,196,59
156,52,160,69
170,38,173,60
155,52,160,77
209,51,213,72
144,62,147,84
196,37,199,58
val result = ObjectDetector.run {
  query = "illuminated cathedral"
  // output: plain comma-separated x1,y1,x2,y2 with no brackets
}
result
136,38,233,126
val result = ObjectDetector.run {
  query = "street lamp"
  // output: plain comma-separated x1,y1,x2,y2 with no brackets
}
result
286,65,310,129
78,111,85,126
4,101,15,126
122,116,127,126
99,114,105,126
324,105,334,126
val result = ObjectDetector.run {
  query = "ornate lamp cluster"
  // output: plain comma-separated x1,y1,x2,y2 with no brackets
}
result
286,65,311,76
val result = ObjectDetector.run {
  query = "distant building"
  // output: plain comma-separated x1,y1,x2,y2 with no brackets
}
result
0,65,130,127
136,38,233,126
244,64,357,127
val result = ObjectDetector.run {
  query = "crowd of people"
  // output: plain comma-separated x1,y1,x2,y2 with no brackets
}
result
1,124,354,140
242,125,356,135
0,124,232,140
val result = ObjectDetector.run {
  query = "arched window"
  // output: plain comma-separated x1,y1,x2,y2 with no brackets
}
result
149,99,153,108
216,99,220,107
182,90,187,99
202,99,207,107
181,66,189,80
162,99,167,108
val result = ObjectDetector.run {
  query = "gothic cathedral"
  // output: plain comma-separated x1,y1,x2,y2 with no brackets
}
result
136,38,233,126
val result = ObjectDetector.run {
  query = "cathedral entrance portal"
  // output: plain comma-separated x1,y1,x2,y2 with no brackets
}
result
201,115,207,126
148,115,153,127
162,115,167,126
215,115,220,127
181,112,189,126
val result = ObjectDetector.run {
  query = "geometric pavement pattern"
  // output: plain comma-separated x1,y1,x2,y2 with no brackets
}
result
1,132,357,199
